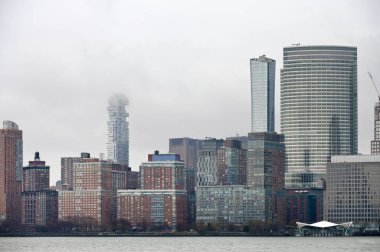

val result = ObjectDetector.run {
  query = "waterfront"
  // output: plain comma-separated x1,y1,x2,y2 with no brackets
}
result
0,237,379,252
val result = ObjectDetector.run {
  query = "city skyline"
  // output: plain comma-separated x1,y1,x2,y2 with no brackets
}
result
0,1,379,184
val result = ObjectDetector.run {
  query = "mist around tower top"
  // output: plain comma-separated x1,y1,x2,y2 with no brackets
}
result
108,94,129,106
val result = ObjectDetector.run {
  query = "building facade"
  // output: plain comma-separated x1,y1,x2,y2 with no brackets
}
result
196,185,261,224
247,132,285,224
325,155,380,226
281,45,358,174
217,139,247,185
169,138,200,170
118,190,187,229
197,138,224,187
371,100,380,154
107,94,129,165
59,159,127,226
250,55,276,133
283,188,324,225
0,121,22,225
140,152,185,190
169,138,200,225
21,152,58,225
61,152,90,190
118,152,187,229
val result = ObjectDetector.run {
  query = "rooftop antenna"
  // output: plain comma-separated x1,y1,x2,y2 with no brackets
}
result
368,72,380,101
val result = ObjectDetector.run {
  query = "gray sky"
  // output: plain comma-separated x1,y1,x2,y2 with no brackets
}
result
1,0,379,184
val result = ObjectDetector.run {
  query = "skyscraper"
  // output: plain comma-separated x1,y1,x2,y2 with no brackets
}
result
250,55,276,132
107,94,129,165
217,139,247,185
281,45,357,174
247,132,285,224
196,138,224,187
371,100,380,154
21,152,58,225
0,121,23,225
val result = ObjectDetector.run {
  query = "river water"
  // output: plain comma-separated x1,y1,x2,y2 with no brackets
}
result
0,236,379,252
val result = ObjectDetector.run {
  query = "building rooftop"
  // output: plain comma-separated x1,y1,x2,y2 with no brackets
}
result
331,155,380,163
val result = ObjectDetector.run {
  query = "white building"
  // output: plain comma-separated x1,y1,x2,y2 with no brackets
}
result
107,94,129,165
281,45,357,175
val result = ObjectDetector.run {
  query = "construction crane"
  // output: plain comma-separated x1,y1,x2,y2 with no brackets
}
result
368,72,380,101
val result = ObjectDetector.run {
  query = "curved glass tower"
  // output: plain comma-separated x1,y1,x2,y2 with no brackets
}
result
107,94,129,165
281,45,357,174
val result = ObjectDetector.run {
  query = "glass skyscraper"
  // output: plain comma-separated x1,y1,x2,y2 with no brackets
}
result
107,94,129,165
250,55,275,132
281,45,357,174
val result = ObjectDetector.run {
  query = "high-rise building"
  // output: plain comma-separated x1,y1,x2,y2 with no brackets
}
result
140,151,185,190
250,55,276,133
371,100,380,154
247,132,285,224
21,152,58,225
0,121,22,225
59,158,128,226
217,139,247,185
118,151,187,229
61,152,90,190
169,138,200,225
107,94,129,165
281,45,358,174
226,136,248,150
197,138,224,187
169,138,200,170
325,155,380,226
23,152,49,191
118,190,187,229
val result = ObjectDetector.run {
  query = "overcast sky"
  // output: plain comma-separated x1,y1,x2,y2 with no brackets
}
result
1,0,379,184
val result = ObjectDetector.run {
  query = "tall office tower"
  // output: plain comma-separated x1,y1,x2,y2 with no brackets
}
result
326,155,380,226
21,152,58,225
247,132,285,224
0,121,22,225
140,151,185,190
217,139,247,185
196,138,225,187
250,55,276,132
169,138,200,170
61,152,90,190
107,94,129,165
281,45,357,174
371,100,380,154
